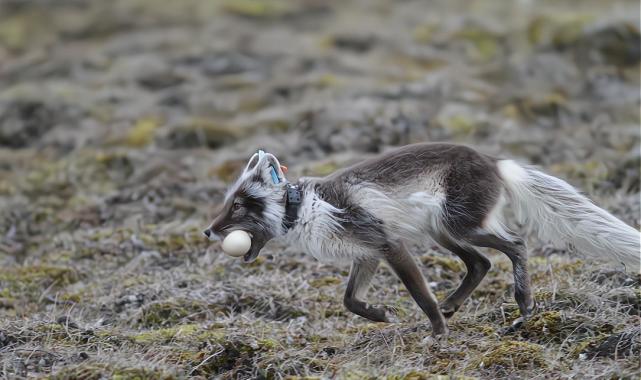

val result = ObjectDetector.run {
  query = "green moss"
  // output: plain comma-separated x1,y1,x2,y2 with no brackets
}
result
569,335,605,358
309,276,342,288
453,25,500,62
49,363,176,380
135,300,205,328
388,371,475,380
525,310,563,336
185,336,278,377
124,118,160,147
0,265,79,302
132,324,200,345
473,340,547,369
421,255,464,272
221,0,290,19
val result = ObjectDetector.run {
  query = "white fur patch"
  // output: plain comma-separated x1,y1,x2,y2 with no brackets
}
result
285,189,374,263
497,160,528,184
350,184,446,243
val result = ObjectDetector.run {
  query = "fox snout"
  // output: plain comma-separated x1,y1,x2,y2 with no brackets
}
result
203,215,226,241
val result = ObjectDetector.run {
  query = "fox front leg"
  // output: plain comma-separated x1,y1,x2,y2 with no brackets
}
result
343,259,393,322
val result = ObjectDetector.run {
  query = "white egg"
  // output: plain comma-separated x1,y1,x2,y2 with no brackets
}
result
221,230,252,257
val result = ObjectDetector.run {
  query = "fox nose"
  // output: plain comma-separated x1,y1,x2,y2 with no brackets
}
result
203,229,211,238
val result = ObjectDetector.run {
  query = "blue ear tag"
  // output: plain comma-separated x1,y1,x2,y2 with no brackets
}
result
258,149,281,184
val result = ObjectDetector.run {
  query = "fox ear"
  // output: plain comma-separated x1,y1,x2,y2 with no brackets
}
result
255,152,286,186
243,153,260,173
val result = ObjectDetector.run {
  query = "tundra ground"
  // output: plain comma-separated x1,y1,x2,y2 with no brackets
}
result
0,0,639,378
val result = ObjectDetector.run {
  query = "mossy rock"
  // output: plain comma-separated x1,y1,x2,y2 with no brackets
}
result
473,340,547,369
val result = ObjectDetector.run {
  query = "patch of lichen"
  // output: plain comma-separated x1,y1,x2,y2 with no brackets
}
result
471,340,547,369
389,371,475,380
181,336,280,378
309,276,342,288
124,118,160,147
221,0,292,19
420,255,464,273
0,265,79,303
131,324,202,345
134,300,210,328
451,320,497,337
524,310,564,336
49,363,176,380
569,335,606,359
453,25,502,62
131,230,209,254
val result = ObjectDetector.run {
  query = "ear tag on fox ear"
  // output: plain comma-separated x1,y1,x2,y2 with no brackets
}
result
258,149,281,184
269,166,280,184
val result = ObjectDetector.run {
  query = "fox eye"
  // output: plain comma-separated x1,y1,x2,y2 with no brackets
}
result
232,202,242,211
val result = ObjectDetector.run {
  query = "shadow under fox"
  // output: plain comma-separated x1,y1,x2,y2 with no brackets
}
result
204,143,640,338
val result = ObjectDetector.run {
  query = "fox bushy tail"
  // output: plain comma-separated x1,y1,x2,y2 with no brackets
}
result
497,160,640,272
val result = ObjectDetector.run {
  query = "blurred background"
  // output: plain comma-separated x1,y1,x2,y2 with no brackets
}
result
0,0,639,378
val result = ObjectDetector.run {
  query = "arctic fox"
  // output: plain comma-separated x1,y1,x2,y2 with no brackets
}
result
203,143,640,337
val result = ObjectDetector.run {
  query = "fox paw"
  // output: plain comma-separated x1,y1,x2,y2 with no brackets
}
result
439,302,460,319
421,330,449,348
372,304,400,323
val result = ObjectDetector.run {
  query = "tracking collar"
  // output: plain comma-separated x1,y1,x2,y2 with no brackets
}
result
283,183,302,231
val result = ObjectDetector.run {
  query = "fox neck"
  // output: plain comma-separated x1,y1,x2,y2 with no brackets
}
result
283,182,344,252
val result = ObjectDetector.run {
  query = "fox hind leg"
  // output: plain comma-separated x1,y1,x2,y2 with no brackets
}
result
466,230,535,330
433,235,491,318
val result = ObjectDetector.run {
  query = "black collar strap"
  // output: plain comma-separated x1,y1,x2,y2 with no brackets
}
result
283,183,302,231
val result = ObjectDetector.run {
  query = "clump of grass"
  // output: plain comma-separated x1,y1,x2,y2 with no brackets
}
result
473,340,547,370
50,363,175,380
133,299,207,328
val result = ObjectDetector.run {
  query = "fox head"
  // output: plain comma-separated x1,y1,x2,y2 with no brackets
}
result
203,151,288,262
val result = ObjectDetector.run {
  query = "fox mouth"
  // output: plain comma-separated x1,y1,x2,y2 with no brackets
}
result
243,232,267,262
204,227,268,263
